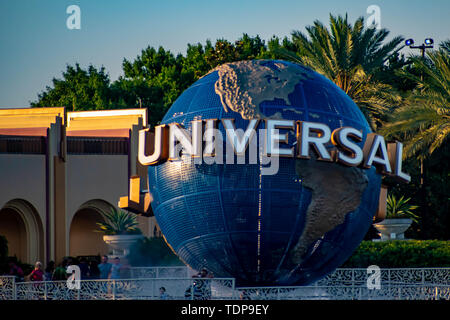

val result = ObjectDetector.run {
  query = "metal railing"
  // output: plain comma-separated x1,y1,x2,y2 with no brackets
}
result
11,277,235,300
1,268,449,300
0,276,16,300
234,284,450,300
316,268,450,286
129,266,190,279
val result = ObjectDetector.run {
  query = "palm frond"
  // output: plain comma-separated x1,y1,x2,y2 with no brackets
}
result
288,14,403,129
96,207,141,235
382,49,450,159
386,194,419,223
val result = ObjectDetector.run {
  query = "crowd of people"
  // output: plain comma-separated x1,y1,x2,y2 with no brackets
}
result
5,255,126,282
5,259,221,300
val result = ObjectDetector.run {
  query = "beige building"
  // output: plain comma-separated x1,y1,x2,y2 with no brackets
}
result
0,107,159,265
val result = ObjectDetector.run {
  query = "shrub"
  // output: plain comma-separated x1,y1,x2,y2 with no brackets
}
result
127,237,184,267
342,240,450,268
386,194,419,223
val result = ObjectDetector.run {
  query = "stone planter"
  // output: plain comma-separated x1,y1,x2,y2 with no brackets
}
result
373,218,412,241
103,234,144,258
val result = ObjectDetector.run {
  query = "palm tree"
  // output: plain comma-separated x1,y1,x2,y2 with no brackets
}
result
96,208,141,235
386,194,419,223
440,40,450,54
381,45,450,161
280,14,404,129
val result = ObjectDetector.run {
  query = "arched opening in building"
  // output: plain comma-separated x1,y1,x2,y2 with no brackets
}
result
0,199,44,264
69,200,113,257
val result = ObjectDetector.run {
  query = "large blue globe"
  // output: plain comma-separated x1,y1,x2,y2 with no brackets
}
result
148,60,381,286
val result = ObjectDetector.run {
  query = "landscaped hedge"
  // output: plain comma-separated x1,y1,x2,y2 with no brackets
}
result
127,236,184,267
342,240,450,268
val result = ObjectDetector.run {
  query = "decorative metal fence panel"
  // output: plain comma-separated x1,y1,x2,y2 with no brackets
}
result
1,268,449,300
0,276,15,300
11,278,235,300
235,285,450,300
129,267,189,279
316,268,450,286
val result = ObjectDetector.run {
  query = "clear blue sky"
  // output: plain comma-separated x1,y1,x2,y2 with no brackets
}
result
0,0,449,108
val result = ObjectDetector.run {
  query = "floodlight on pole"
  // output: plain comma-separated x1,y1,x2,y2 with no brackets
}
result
405,39,414,46
405,38,434,58
403,37,434,185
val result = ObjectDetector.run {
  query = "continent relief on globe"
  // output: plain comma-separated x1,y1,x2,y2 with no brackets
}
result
291,158,368,264
213,60,314,119
213,60,369,265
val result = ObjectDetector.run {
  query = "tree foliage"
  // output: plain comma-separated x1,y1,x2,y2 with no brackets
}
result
127,237,183,267
279,14,404,130
31,64,113,111
343,240,450,268
381,46,450,160
31,34,282,127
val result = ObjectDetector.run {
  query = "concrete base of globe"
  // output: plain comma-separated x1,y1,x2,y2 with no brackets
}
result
373,218,412,241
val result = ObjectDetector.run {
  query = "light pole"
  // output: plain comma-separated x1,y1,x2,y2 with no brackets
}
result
405,38,434,58
404,38,434,186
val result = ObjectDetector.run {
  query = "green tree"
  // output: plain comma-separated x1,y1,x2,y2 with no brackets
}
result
281,14,404,129
31,64,113,111
381,45,450,160
204,39,240,68
380,42,450,240
116,46,188,126
116,35,273,126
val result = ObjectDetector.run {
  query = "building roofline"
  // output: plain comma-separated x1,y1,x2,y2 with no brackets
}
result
67,108,147,128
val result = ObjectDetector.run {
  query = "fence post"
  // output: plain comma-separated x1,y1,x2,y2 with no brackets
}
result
44,281,47,300
352,269,355,299
112,280,116,300
152,279,156,300
388,269,391,294
13,277,16,300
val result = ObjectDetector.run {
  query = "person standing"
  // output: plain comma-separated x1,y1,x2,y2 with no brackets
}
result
78,258,90,279
44,261,55,281
29,261,44,282
52,259,68,281
159,287,169,300
108,257,122,280
98,255,112,280
89,260,100,279
8,259,24,282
